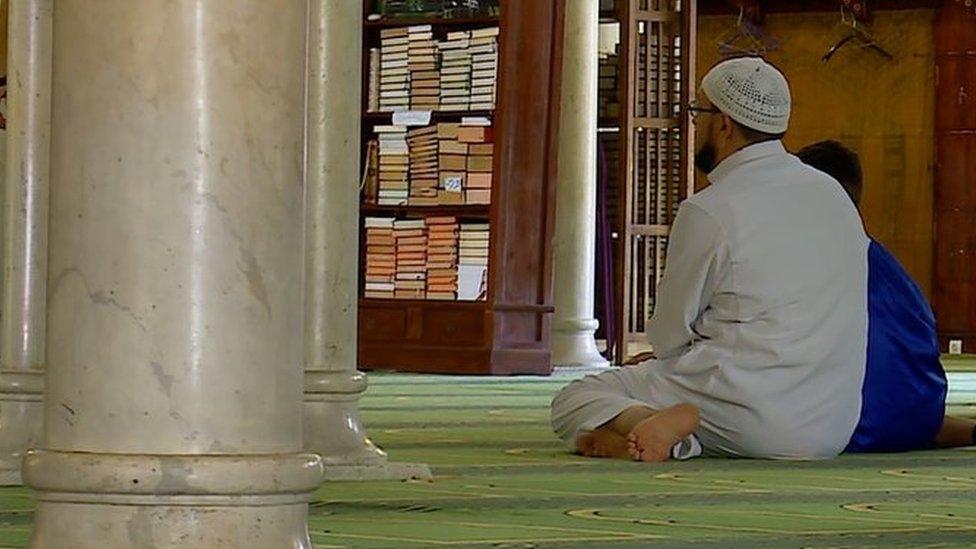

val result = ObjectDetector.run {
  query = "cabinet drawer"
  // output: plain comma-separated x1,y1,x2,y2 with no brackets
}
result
422,309,486,345
359,307,407,341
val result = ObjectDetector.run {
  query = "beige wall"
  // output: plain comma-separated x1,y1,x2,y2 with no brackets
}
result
697,10,936,296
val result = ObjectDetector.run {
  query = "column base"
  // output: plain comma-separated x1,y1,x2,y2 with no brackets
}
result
304,370,431,481
31,501,312,549
24,450,324,549
0,371,44,486
551,318,611,369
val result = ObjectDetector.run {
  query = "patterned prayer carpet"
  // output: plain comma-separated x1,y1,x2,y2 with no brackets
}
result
0,358,974,547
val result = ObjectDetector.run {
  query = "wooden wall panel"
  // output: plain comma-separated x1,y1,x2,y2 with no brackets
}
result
697,10,936,297
934,5,976,352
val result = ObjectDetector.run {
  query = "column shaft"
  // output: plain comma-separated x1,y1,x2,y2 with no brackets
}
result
551,0,609,369
303,0,429,481
25,2,322,546
0,0,53,485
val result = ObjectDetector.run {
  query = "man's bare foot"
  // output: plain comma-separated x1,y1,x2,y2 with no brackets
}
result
626,403,700,462
576,429,631,459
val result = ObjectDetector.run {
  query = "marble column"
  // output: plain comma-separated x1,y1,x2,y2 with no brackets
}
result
23,2,323,546
304,0,430,482
551,0,610,369
0,0,52,486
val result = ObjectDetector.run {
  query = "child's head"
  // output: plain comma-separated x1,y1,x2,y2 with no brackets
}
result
796,140,863,208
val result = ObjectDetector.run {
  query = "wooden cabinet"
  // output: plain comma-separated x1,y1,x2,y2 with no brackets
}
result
356,0,565,374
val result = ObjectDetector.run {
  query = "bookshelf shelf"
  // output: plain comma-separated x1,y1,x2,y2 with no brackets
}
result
364,15,499,29
360,297,486,308
363,109,494,123
361,204,490,219
357,0,563,375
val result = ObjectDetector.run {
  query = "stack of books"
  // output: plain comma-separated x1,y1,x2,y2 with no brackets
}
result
598,50,619,120
394,219,427,299
425,217,460,299
379,28,411,112
438,31,472,112
436,123,467,205
458,223,490,301
376,125,410,205
407,125,439,205
363,217,396,298
458,121,493,204
468,27,499,110
408,25,440,110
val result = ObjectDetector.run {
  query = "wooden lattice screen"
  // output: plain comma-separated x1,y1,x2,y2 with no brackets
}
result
612,0,696,362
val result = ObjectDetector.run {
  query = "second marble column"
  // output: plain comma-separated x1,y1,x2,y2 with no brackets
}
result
551,0,610,369
304,0,429,482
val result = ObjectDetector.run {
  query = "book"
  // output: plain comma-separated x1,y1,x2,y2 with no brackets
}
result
437,124,461,139
470,27,500,39
466,155,493,172
465,189,491,204
364,217,395,229
457,126,489,143
380,27,410,39
468,143,494,155
394,220,426,229
439,155,467,171
466,172,493,188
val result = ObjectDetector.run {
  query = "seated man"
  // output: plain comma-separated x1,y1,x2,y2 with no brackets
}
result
551,57,873,461
796,140,975,452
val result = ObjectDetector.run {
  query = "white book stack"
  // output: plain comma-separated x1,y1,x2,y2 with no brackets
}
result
379,27,410,112
438,30,472,112
468,27,499,110
375,125,409,206
458,223,489,301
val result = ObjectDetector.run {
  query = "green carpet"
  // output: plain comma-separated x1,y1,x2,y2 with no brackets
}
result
1,361,975,547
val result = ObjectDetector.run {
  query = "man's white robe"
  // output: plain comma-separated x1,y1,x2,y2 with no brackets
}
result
552,141,870,459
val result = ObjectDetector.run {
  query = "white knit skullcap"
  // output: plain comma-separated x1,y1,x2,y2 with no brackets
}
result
701,57,791,135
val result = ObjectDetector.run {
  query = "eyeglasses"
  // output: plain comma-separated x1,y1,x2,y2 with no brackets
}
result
687,104,722,120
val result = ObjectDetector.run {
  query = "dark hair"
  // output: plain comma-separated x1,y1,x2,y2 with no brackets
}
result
733,119,785,144
796,140,863,207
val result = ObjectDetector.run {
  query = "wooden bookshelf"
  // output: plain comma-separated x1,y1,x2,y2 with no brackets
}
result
356,0,566,375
